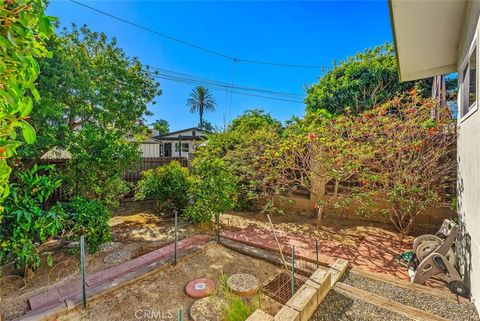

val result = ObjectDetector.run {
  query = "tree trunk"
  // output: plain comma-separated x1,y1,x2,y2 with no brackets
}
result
199,108,203,130
317,205,324,228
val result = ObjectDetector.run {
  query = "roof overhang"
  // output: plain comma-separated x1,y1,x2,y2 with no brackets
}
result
389,0,468,82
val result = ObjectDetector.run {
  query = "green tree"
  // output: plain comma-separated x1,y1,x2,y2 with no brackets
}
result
184,158,237,223
229,109,283,134
187,86,216,130
305,43,427,115
194,109,284,210
0,1,55,210
20,25,160,203
200,119,215,133
151,119,169,135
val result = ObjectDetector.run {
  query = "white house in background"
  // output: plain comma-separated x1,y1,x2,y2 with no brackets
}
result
42,135,166,159
389,0,479,308
153,127,208,158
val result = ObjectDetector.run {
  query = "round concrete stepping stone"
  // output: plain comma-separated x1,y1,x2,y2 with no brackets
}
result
103,247,132,264
99,242,123,253
185,278,216,298
190,297,226,321
227,273,259,297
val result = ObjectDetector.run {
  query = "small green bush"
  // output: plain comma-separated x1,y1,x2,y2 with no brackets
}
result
184,158,237,223
0,165,65,269
135,161,192,215
62,197,112,253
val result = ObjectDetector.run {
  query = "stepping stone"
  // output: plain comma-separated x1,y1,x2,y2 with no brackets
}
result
227,273,259,297
185,278,216,298
103,247,133,264
190,297,226,321
99,242,123,253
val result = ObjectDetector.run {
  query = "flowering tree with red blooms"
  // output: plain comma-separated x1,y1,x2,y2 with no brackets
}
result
279,91,456,234
351,92,456,235
279,109,372,224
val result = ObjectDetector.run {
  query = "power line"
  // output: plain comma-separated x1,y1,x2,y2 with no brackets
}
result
69,0,328,70
151,73,305,104
69,0,234,60
149,67,305,98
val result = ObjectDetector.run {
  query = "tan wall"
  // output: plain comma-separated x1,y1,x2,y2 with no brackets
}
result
457,1,480,309
271,192,454,226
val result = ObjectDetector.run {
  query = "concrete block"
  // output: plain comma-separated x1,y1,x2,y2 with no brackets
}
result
275,305,300,321
309,269,329,285
306,271,331,304
286,283,317,321
246,309,274,321
329,259,348,285
331,259,348,273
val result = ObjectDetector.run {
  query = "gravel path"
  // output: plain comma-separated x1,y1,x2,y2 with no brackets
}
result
311,288,409,321
342,271,480,321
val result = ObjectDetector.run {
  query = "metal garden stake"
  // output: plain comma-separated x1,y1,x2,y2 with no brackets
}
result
291,245,295,295
80,235,87,309
178,307,183,321
174,210,178,265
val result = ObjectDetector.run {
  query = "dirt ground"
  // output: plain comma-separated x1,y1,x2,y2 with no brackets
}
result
0,201,213,320
0,200,435,320
58,244,283,321
221,210,435,246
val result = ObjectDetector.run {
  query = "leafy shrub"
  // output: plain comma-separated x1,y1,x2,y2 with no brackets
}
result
135,161,192,215
0,165,65,269
62,197,112,253
193,110,283,210
184,158,237,223
62,125,139,206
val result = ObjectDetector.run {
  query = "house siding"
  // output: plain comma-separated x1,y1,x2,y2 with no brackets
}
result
457,1,480,308
140,142,161,158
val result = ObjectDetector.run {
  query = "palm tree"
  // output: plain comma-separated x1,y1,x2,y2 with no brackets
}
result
186,86,216,130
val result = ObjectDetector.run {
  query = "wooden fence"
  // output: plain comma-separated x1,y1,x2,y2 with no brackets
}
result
39,157,188,201
123,157,188,182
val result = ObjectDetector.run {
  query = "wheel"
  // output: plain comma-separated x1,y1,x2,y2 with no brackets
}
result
415,241,457,266
413,235,442,252
448,280,470,298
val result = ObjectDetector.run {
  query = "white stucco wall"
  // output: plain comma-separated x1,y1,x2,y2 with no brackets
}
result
457,0,480,308
140,142,161,158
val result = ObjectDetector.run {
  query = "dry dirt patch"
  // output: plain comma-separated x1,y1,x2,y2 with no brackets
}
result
58,244,283,321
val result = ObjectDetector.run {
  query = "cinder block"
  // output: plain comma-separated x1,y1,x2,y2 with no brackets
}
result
246,309,274,321
286,283,317,321
331,259,348,273
329,259,348,285
309,269,329,285
275,304,300,321
306,270,331,304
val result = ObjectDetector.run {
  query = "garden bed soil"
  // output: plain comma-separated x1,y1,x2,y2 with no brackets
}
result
56,244,283,321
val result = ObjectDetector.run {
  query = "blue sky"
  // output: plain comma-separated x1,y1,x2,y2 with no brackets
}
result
47,1,393,131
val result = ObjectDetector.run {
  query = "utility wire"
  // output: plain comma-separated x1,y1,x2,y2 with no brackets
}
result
151,73,304,103
70,0,328,70
149,67,304,98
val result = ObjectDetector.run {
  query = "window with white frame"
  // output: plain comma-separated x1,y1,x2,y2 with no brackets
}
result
460,45,477,118
175,142,189,153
